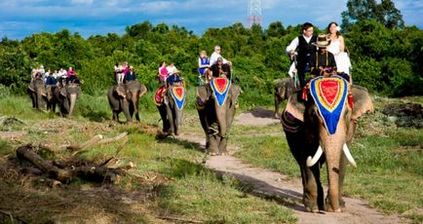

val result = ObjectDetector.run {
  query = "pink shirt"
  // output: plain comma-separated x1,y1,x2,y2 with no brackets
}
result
159,66,168,81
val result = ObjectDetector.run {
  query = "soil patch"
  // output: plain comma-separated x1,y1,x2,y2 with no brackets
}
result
235,107,280,126
382,103,423,128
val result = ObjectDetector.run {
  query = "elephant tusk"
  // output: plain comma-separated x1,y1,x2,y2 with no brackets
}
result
306,146,323,167
343,144,357,168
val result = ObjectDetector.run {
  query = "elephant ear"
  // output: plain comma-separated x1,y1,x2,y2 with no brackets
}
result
139,84,147,97
60,87,67,97
284,93,305,122
196,85,210,108
351,85,374,120
115,84,126,98
229,84,241,108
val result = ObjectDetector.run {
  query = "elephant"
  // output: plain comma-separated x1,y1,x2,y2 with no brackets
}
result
196,77,241,155
108,80,147,122
27,78,47,110
281,76,373,213
274,77,295,118
155,82,186,136
45,85,57,112
54,81,81,117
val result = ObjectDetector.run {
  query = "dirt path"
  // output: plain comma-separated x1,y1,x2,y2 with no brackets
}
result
177,109,408,224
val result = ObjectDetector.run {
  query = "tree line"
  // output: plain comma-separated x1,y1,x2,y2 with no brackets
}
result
0,0,422,105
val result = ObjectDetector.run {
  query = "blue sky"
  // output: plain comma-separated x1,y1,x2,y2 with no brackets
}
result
0,0,421,40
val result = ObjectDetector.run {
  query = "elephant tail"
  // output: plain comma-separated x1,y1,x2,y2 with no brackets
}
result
281,111,302,133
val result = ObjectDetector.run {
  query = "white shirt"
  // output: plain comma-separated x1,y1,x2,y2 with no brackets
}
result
209,52,228,65
166,65,178,75
286,35,314,54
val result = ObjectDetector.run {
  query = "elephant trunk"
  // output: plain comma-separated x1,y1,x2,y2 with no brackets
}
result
131,91,139,113
321,124,347,212
121,98,132,122
215,103,228,137
68,93,77,116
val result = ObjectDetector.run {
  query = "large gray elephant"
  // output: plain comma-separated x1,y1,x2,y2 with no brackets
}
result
108,80,147,122
274,77,295,118
54,81,81,117
155,83,186,136
281,76,373,213
196,77,241,155
27,78,47,110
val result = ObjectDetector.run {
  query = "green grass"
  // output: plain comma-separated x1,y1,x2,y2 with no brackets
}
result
0,98,297,223
157,173,296,223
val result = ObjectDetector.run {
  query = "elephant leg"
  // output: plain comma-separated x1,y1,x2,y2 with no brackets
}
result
112,111,119,121
207,134,219,155
285,130,322,212
165,104,175,135
135,105,140,121
218,136,228,155
274,96,281,118
337,153,348,208
158,106,170,133
30,93,36,108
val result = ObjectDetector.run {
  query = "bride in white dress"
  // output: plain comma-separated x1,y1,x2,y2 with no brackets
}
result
326,22,352,76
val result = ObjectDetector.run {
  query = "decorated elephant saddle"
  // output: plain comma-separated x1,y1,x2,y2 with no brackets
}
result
169,85,186,110
210,77,231,107
154,86,167,106
309,75,349,135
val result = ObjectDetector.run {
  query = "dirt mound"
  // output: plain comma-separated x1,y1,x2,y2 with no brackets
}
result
235,107,280,126
381,103,423,128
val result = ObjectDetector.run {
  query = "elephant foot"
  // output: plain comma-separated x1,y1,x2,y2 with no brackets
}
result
326,207,342,212
303,196,319,213
325,198,342,212
208,152,218,156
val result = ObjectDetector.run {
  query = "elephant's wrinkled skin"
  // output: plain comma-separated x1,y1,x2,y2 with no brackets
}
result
196,78,241,155
156,84,185,136
108,80,147,122
28,78,47,110
274,77,295,118
54,82,81,117
281,81,373,213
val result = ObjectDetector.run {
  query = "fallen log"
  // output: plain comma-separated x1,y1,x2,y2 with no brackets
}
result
16,145,72,183
67,134,104,152
69,132,128,156
16,145,123,184
97,132,128,145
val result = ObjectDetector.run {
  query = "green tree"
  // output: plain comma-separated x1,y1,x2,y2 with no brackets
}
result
266,21,286,38
341,0,404,31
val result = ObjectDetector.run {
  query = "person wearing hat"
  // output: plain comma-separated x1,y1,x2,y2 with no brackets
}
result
310,34,337,77
286,22,318,88
166,63,182,86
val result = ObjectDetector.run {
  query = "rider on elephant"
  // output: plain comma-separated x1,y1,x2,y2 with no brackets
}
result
45,72,57,86
165,63,182,86
310,34,337,78
66,66,80,84
198,50,210,84
124,66,137,83
286,22,317,88
210,57,231,80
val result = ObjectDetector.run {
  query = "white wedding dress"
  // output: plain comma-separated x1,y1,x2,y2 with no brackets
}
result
327,38,352,75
